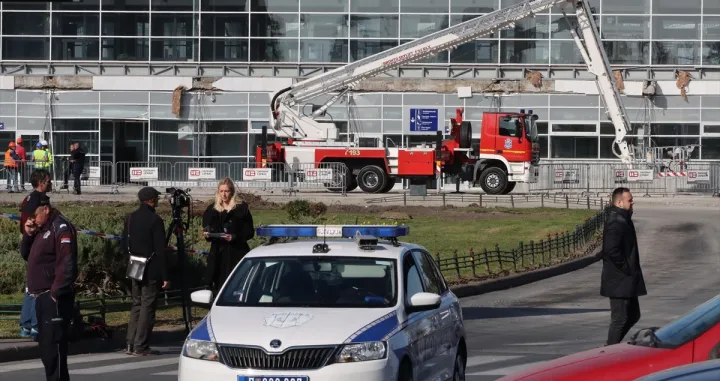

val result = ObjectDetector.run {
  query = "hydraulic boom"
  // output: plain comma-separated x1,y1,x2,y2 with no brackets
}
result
269,0,634,164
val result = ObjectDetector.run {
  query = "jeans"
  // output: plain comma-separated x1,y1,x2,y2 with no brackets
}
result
19,291,38,330
607,297,641,345
6,167,18,190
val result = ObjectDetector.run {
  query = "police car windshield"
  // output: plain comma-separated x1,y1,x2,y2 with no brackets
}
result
216,256,397,308
652,294,720,348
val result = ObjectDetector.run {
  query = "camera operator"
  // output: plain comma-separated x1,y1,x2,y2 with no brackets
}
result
121,187,170,356
202,178,255,294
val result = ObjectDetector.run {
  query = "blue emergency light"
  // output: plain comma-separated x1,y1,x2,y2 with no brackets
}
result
256,224,409,239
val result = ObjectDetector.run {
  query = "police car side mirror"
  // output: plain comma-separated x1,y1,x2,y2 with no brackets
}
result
191,290,214,307
406,292,441,314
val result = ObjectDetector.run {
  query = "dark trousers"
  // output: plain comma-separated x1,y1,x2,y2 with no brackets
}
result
607,297,641,345
36,292,74,381
126,279,159,351
63,163,82,192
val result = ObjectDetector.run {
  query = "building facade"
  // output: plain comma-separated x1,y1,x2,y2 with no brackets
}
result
0,0,719,168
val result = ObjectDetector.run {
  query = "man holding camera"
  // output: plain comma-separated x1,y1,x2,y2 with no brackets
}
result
122,187,171,356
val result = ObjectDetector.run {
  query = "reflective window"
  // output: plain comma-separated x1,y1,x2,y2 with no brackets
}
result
101,0,149,11
300,14,348,38
250,14,300,38
52,13,100,36
411,251,442,295
502,17,549,39
217,256,397,308
200,39,249,61
52,38,100,60
552,124,597,133
151,0,194,11
702,138,720,160
399,40,448,63
450,40,498,64
400,15,449,39
602,0,650,14
300,39,348,62
350,0,398,13
404,255,424,302
250,0,299,12
3,12,50,35
102,13,150,36
551,136,598,159
201,0,248,12
604,41,649,65
551,15,599,40
652,16,701,41
652,42,700,65
350,15,398,38
601,16,650,40
151,14,195,37
3,38,50,60
651,124,700,136
300,0,348,12
350,40,398,61
2,1,49,10
500,0,547,13
150,39,197,61
201,14,248,37
652,0,701,14
451,0,497,13
706,1,720,14
500,40,549,64
401,0,448,13
704,17,720,40
551,40,583,64
102,38,150,60
704,43,720,65
250,39,299,62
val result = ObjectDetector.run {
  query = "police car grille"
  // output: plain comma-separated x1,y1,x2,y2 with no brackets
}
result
217,345,337,370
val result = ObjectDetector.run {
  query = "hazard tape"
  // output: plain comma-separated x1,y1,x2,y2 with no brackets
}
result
658,172,687,177
0,212,209,256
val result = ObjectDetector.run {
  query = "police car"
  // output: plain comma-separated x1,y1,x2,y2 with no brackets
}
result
179,224,467,381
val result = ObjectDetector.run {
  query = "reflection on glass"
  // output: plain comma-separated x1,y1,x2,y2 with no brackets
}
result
300,14,348,38
200,39,249,61
703,42,720,65
102,13,150,36
102,38,150,61
551,40,583,64
300,39,348,63
350,40,397,61
52,38,100,60
52,13,100,36
502,17,549,39
151,14,195,37
600,16,650,40
201,14,248,37
652,16,701,40
201,0,249,12
652,41,700,65
652,0,702,15
250,0,299,13
400,15,449,39
3,38,50,60
150,38,197,61
250,38,299,62
3,12,50,35
350,15,398,38
603,41,649,65
350,0,398,13
500,40,549,64
451,0,497,13
251,14,300,38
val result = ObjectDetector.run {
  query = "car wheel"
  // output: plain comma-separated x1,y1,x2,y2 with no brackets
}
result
453,350,466,381
398,361,413,381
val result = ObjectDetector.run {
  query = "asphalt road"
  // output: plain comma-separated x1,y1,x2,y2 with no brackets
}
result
1,204,718,381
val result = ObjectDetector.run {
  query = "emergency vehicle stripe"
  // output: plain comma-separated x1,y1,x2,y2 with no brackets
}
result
344,310,398,343
207,314,216,342
189,316,213,342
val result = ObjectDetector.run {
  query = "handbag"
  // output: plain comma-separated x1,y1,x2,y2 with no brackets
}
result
125,215,154,281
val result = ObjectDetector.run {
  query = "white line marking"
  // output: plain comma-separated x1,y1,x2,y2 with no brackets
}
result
152,370,178,376
70,358,178,375
0,353,129,373
468,361,547,376
466,355,524,368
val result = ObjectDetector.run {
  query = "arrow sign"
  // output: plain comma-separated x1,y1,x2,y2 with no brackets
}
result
409,108,439,132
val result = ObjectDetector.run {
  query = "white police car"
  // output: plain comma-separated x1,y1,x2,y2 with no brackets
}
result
179,224,467,381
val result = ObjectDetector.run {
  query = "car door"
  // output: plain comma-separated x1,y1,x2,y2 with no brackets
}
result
412,250,455,381
402,252,434,381
494,114,527,163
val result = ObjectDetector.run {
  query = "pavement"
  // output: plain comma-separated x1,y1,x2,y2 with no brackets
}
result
0,200,717,380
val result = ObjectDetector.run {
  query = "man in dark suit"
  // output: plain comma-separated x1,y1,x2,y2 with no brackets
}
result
121,187,171,356
601,187,647,345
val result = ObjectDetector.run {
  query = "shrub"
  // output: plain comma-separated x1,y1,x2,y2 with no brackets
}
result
284,200,327,223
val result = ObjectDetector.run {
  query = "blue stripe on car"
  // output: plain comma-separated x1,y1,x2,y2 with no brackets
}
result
344,311,399,343
189,315,212,341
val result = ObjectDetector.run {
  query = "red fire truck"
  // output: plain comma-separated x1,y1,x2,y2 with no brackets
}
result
255,0,635,195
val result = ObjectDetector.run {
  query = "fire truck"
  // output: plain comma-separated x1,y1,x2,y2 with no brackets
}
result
255,0,635,195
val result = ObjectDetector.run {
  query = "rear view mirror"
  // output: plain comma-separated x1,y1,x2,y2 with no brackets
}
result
406,292,441,313
191,290,214,306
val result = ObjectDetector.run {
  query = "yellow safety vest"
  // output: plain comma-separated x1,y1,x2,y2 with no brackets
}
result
33,149,52,168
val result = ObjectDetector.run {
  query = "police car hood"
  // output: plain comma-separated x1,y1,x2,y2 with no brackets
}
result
204,306,399,348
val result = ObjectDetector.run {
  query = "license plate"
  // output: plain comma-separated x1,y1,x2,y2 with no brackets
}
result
238,377,308,381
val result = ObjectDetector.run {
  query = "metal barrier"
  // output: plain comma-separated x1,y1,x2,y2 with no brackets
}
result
229,162,295,192
172,162,232,189
115,161,175,189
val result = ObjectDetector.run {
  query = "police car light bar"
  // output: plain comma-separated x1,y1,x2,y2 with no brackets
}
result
256,224,409,239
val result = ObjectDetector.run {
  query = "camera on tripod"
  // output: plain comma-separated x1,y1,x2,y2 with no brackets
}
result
166,187,191,210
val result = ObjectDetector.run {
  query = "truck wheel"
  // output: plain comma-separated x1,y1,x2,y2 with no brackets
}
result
357,165,387,193
379,177,396,193
479,167,508,195
501,182,516,195
459,121,472,149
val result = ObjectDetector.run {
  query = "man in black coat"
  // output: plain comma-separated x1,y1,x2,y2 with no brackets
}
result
601,187,647,345
61,142,86,195
121,187,170,356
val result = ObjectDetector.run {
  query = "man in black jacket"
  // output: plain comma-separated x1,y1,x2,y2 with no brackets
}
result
122,187,171,356
61,142,86,195
20,195,78,381
601,187,647,345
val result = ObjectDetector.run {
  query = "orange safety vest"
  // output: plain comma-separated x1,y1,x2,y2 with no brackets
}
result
4,149,18,168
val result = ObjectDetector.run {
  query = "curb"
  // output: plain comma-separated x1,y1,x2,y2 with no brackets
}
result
450,248,602,298
0,327,188,364
0,249,602,363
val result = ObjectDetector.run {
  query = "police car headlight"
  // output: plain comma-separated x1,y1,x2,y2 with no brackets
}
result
182,339,219,361
335,341,387,363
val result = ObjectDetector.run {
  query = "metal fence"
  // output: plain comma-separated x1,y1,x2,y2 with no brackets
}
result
434,207,607,278
1,161,350,196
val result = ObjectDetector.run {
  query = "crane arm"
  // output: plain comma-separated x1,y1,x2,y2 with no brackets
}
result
566,0,634,165
270,0,577,142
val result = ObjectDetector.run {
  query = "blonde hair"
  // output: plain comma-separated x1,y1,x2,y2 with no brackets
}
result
213,177,240,212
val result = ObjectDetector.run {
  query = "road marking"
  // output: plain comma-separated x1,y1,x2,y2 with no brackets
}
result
505,340,585,346
70,358,178,375
466,355,524,368
467,361,547,376
0,352,129,373
152,370,178,376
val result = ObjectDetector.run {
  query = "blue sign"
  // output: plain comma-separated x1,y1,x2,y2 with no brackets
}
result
0,123,4,130
409,108,438,132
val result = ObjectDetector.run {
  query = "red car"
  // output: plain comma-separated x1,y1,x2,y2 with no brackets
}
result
498,294,720,380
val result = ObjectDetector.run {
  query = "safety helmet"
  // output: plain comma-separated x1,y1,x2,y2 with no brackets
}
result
36,142,43,148
39,139,48,146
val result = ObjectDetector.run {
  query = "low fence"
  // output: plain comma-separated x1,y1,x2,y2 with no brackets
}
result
366,192,608,209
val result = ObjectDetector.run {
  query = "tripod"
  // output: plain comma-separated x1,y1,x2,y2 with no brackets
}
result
165,203,192,335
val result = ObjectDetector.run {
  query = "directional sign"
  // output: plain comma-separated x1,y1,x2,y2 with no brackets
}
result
628,169,654,182
687,170,710,184
409,108,439,132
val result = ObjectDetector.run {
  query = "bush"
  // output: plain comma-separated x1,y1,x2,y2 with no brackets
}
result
284,200,327,223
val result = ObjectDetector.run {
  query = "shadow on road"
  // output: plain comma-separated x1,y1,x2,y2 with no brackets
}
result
462,306,608,320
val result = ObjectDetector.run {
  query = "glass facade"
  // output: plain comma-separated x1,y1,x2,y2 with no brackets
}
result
0,0,718,163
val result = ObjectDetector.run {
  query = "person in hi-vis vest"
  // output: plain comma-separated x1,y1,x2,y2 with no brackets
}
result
5,141,21,192
32,141,53,176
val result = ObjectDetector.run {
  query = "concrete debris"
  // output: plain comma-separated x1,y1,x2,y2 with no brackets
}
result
676,71,692,102
613,70,625,93
525,71,543,88
172,86,186,117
